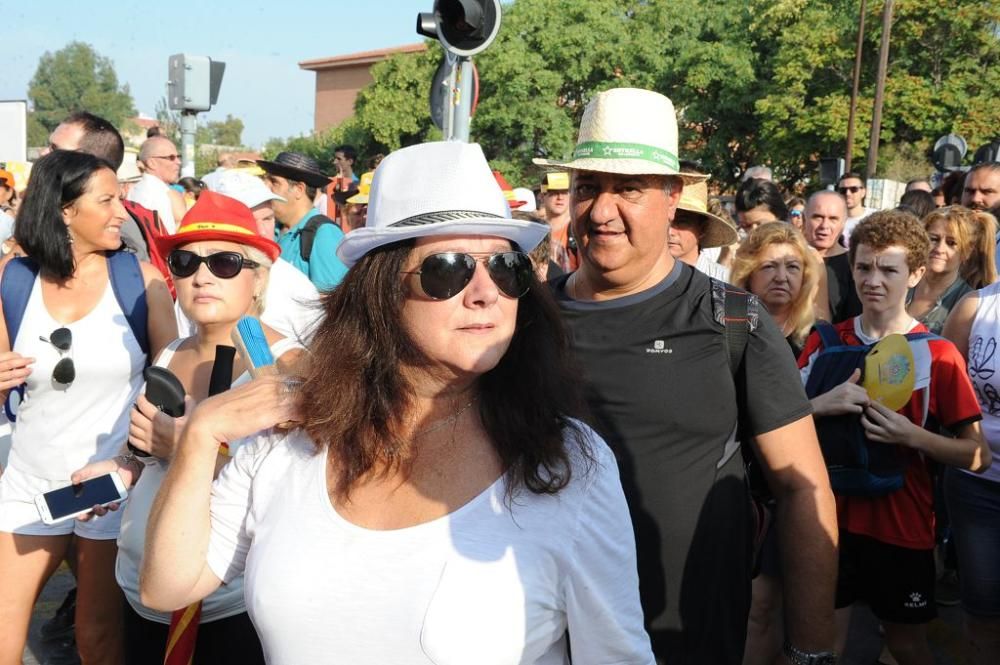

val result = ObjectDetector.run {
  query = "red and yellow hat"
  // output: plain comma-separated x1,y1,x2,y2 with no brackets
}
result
155,191,281,262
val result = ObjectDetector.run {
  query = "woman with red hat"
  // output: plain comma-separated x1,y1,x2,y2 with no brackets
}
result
74,190,302,664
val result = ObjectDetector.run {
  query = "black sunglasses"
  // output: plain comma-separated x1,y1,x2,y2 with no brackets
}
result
168,250,260,279
40,327,74,385
401,251,534,300
837,185,863,194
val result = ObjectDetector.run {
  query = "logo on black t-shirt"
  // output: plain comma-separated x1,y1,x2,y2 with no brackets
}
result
646,339,673,355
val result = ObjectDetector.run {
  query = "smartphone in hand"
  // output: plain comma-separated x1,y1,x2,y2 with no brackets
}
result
34,473,128,524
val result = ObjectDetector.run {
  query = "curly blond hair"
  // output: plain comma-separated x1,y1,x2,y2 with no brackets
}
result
731,222,819,344
848,209,929,273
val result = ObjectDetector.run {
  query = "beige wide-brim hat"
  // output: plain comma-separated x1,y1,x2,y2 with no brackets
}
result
675,180,738,249
337,142,548,267
533,88,707,184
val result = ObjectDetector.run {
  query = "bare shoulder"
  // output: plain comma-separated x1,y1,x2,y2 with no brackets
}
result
139,260,167,286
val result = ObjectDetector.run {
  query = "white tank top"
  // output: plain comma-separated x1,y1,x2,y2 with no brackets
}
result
117,335,302,624
9,277,146,480
965,281,1000,483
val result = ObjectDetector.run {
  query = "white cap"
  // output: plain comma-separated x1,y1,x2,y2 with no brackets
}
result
214,170,286,208
512,187,537,212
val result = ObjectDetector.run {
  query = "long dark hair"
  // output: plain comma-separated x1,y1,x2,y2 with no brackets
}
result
16,150,113,279
299,239,589,499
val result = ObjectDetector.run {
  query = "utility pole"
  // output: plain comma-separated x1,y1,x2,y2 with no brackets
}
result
866,0,893,178
844,0,867,172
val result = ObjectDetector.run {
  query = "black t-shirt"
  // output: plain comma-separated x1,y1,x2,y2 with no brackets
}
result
825,252,863,324
553,261,812,665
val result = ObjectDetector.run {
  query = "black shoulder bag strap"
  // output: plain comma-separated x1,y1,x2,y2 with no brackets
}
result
298,214,339,263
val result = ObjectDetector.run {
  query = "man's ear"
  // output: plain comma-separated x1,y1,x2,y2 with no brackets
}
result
908,264,927,288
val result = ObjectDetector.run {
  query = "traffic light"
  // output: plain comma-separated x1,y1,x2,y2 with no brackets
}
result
973,139,1000,165
167,54,226,112
416,0,502,57
932,134,967,172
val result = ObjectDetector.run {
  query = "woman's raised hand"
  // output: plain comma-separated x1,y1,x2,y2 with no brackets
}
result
185,375,303,450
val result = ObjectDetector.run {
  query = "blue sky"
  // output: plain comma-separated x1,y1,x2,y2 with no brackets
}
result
4,0,433,147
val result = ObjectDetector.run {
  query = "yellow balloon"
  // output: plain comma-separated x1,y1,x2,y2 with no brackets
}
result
863,334,916,411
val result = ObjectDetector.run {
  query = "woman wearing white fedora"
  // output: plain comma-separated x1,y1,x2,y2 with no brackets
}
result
541,87,838,665
139,140,655,664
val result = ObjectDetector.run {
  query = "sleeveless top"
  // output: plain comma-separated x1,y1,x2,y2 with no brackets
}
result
9,277,146,480
117,335,302,624
966,281,1000,483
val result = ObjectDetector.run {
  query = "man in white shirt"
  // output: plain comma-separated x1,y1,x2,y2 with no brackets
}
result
127,137,187,233
213,171,321,342
838,172,877,247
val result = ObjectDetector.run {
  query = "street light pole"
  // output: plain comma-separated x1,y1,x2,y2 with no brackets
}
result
845,0,867,172
866,0,894,179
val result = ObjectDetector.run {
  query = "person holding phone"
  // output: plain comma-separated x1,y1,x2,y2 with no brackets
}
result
75,190,301,664
0,150,176,664
141,141,654,664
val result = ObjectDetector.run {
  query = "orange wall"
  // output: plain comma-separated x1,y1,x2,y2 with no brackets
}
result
314,64,375,133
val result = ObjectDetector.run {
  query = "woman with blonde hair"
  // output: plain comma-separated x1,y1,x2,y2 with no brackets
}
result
908,206,985,334
731,222,822,665
964,209,998,289
731,222,821,356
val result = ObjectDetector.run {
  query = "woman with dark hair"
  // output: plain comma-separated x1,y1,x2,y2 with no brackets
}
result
0,150,176,663
734,178,789,234
141,142,653,664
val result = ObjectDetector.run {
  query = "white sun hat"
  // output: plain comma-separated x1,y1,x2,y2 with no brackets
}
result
336,141,549,267
213,170,286,208
533,87,706,183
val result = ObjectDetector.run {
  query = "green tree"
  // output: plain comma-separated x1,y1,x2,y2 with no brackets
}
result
28,42,135,133
196,114,245,147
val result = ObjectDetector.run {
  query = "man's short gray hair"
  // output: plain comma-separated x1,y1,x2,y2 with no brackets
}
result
743,165,773,182
805,189,847,216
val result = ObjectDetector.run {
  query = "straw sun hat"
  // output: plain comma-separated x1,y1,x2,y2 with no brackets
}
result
533,88,706,184
675,180,738,249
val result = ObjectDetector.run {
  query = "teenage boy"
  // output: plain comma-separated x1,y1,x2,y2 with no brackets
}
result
799,209,990,665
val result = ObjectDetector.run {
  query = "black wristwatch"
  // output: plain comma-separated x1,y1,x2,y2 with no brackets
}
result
783,642,837,665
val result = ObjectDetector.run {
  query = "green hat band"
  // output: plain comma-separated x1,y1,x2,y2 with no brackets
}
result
572,141,679,170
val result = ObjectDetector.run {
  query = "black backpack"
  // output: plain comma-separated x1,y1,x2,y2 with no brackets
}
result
802,321,935,496
298,214,340,263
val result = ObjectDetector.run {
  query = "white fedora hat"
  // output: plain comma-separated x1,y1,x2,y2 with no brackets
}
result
337,142,549,267
533,88,706,183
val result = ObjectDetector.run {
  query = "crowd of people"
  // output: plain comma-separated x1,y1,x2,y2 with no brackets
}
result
0,84,997,665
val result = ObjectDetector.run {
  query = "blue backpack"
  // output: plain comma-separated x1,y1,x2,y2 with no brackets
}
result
803,321,934,496
1,251,149,421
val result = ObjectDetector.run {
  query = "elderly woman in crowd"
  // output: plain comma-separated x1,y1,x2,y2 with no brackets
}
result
730,222,820,665
75,191,301,663
0,150,175,663
732,222,820,357
140,141,655,665
907,206,993,334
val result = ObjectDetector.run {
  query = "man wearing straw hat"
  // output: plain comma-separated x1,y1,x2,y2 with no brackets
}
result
538,88,838,665
667,176,737,281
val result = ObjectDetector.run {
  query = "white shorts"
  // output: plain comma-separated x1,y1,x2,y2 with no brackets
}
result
0,464,123,540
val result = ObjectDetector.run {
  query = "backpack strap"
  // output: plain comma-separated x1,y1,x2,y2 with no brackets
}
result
711,278,759,377
107,251,150,358
298,214,338,263
1,258,40,421
813,320,841,349
1,257,40,348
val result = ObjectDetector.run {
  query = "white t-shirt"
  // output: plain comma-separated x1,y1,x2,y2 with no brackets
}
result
696,251,731,282
0,210,14,244
175,258,321,343
127,173,178,234
842,207,878,248
117,336,303,623
206,425,654,665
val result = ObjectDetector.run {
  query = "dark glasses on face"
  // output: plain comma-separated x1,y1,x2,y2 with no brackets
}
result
40,327,74,385
402,251,534,300
837,185,862,194
167,250,260,279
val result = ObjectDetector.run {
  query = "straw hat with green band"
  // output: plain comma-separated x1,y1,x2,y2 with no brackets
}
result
532,88,707,184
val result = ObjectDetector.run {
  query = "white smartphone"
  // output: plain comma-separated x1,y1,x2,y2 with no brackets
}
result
34,473,128,525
